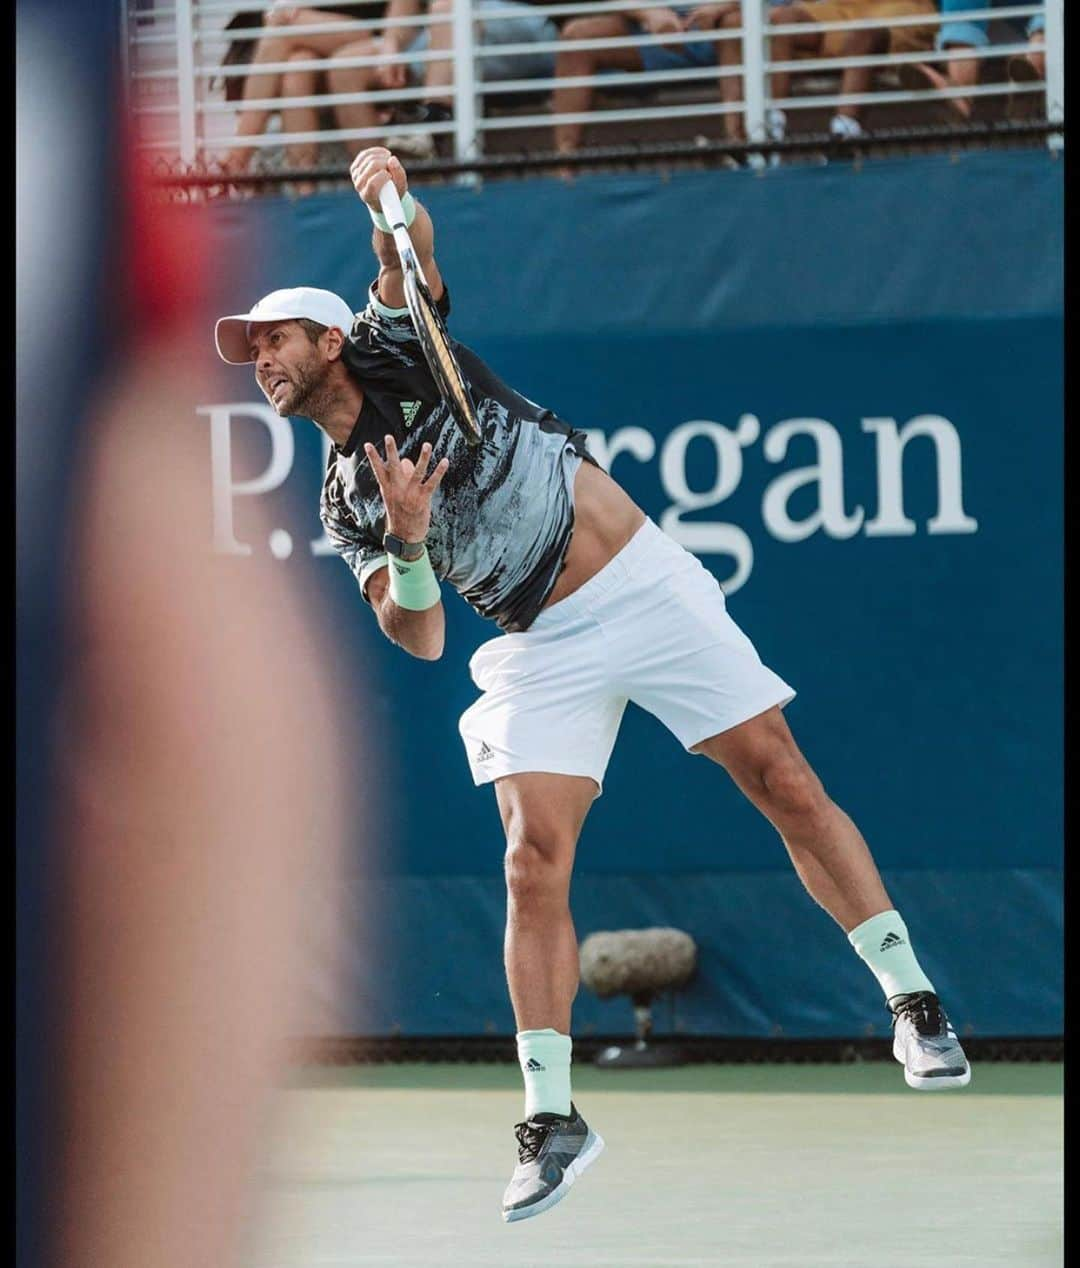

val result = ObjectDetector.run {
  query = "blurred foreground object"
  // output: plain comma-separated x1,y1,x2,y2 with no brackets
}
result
579,928,697,1068
52,347,349,1268
17,7,352,1263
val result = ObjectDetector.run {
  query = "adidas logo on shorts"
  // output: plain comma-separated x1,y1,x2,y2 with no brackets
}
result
880,931,906,952
476,740,494,763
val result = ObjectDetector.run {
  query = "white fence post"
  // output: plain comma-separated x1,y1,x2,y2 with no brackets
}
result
741,0,766,145
452,0,479,167
1044,0,1064,150
175,0,198,165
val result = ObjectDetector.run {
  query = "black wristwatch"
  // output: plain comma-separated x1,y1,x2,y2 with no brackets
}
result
383,532,426,563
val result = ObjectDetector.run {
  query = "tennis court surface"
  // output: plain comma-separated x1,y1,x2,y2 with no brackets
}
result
247,1061,1062,1267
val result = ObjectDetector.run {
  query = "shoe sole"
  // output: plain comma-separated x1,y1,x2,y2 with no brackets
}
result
502,1130,605,1224
894,1040,972,1090
903,1066,972,1090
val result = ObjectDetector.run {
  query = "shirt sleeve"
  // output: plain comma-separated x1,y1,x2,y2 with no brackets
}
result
362,278,451,343
320,475,387,604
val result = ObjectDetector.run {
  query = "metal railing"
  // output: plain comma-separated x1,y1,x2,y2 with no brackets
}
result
124,0,1064,173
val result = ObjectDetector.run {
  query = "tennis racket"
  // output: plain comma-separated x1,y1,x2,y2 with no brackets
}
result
377,181,481,448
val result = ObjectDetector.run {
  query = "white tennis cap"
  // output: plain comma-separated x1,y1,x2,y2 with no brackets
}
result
214,286,356,364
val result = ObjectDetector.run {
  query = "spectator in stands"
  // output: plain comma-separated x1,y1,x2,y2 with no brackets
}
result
394,0,563,158
1008,10,1045,83
895,0,985,122
898,4,1045,124
552,4,738,162
221,2,419,182
761,0,939,141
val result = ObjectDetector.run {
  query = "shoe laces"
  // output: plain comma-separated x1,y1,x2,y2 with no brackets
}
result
513,1119,555,1164
890,991,943,1036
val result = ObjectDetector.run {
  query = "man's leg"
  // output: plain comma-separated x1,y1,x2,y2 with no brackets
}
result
694,706,970,1088
694,706,891,930
493,770,606,1222
496,771,595,1047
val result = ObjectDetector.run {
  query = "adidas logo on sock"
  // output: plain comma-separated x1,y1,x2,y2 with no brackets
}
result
523,1058,546,1072
476,740,493,763
880,931,906,951
401,400,422,427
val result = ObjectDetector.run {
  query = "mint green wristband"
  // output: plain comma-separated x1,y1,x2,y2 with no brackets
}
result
371,191,416,234
387,547,441,611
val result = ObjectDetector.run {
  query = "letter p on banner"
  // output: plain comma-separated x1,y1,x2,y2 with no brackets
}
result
196,404,296,555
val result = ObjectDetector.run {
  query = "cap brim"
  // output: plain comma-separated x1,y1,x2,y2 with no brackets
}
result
214,310,298,364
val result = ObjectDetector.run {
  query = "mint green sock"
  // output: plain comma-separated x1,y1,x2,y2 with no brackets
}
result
516,1029,572,1118
847,910,935,1002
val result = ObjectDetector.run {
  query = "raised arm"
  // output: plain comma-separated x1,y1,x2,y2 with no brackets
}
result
349,147,444,310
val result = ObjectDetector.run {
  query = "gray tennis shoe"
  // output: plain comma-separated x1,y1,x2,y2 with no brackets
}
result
890,991,971,1089
502,1104,604,1223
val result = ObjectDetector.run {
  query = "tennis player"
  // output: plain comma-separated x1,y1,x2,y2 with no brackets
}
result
215,147,971,1224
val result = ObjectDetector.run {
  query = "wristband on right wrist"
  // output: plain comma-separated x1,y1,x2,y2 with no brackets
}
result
370,190,416,234
387,546,441,611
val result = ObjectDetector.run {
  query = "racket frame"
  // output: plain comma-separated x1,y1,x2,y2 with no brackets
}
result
377,182,482,448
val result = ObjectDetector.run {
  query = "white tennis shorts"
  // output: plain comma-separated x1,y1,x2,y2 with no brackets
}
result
458,518,795,792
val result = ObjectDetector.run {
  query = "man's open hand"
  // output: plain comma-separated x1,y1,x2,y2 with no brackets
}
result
364,435,450,543
350,147,408,214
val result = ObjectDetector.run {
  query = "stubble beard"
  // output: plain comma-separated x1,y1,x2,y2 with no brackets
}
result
277,356,332,422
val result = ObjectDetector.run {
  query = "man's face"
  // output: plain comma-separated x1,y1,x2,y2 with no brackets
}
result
249,320,329,418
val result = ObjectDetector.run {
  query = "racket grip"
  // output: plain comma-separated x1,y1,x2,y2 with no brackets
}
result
378,180,406,228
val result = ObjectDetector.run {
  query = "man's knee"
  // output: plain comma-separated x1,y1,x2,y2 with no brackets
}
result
757,752,827,822
504,833,574,906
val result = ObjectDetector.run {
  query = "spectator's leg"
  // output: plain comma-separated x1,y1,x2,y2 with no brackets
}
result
716,5,746,141
767,6,819,115
832,25,889,134
225,9,384,171
279,49,322,187
422,0,456,108
899,3,985,123
1009,26,1045,82
553,15,645,159
325,36,383,150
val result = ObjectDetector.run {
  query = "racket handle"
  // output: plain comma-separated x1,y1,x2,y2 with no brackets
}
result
378,179,407,228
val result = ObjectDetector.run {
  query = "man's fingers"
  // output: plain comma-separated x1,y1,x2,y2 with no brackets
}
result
423,456,451,491
384,433,399,465
363,442,388,490
412,442,433,482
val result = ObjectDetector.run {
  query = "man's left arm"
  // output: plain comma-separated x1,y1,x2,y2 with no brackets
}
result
349,147,444,310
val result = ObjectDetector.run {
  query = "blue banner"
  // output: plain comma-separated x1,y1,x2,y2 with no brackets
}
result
202,150,1062,1036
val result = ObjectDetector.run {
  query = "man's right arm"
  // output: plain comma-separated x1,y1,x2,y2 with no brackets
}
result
365,565,445,661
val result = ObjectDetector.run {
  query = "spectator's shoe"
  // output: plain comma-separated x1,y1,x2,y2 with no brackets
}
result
501,1104,604,1223
890,991,971,1090
829,112,866,141
385,101,454,162
383,130,437,161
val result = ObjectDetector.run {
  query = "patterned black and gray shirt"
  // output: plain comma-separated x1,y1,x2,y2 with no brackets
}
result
320,282,596,634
